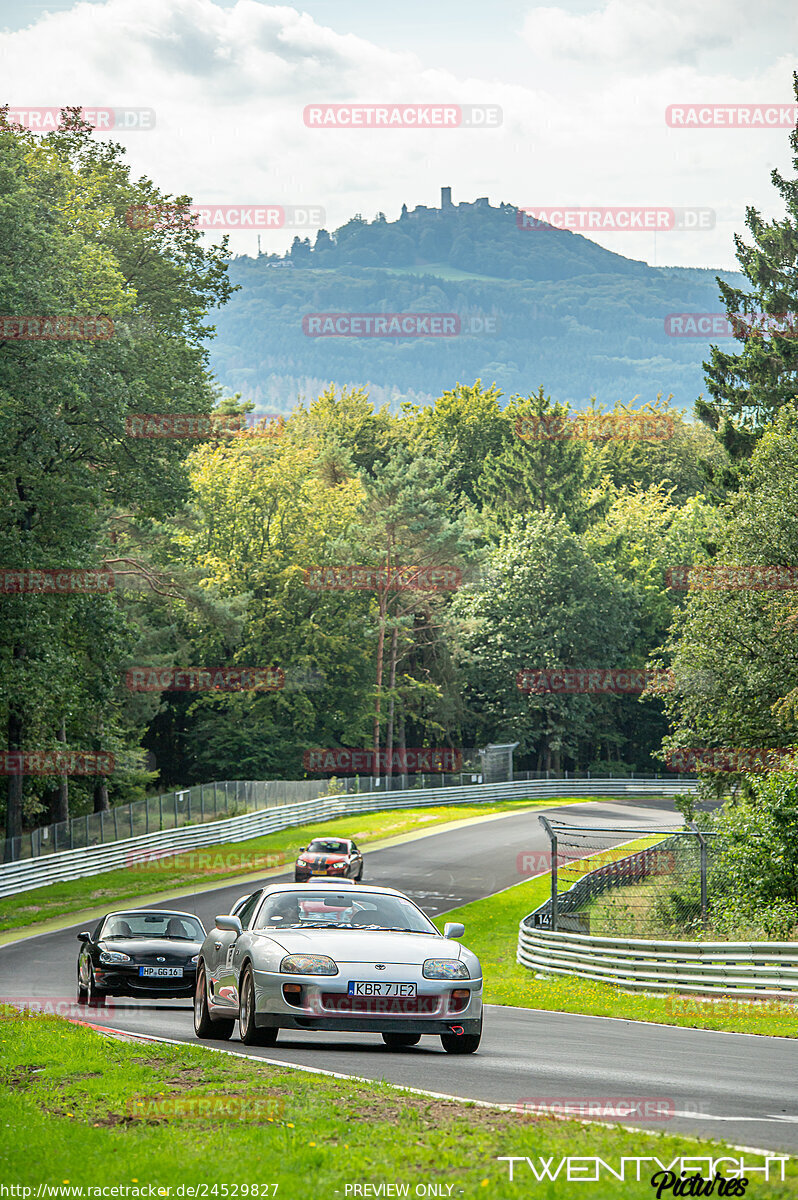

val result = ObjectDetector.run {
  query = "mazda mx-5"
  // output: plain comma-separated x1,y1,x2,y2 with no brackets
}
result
77,908,205,1005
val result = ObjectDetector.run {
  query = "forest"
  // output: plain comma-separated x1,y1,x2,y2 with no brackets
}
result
3,103,798,859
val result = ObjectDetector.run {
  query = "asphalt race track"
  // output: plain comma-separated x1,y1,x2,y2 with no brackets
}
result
3,796,797,1154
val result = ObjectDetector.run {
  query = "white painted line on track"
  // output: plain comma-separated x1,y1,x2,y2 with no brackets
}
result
68,1018,785,1160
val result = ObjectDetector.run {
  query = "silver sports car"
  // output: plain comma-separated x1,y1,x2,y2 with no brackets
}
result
193,882,483,1053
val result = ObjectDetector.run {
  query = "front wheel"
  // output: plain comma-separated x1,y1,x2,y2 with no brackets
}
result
440,1020,481,1055
382,1032,420,1049
194,967,234,1040
86,973,106,1009
239,966,278,1046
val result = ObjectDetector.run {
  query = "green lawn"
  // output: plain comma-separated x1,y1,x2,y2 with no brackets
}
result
1,798,574,935
436,873,798,1037
1,1009,793,1198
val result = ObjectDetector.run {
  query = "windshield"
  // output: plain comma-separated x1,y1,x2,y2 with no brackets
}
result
101,913,205,941
306,839,349,854
253,890,437,934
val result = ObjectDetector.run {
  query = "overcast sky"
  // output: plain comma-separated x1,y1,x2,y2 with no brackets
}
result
2,0,797,268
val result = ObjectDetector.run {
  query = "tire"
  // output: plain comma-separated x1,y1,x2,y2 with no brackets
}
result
239,966,278,1047
440,1020,481,1055
194,966,234,1041
355,864,363,881
382,1032,420,1049
86,973,106,1009
76,974,88,1005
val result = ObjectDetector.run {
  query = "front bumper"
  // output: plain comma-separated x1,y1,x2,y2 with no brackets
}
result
94,967,197,998
251,967,482,1035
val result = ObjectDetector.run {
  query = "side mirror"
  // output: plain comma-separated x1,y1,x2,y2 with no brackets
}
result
215,915,243,936
76,930,91,942
299,847,305,853
444,922,465,940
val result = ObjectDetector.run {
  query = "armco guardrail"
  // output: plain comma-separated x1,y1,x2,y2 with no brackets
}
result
517,925,798,998
0,776,693,899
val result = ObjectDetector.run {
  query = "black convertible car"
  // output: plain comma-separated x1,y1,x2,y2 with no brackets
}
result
76,908,206,1005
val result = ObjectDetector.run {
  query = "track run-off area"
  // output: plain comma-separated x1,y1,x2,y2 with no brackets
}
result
2,797,797,1154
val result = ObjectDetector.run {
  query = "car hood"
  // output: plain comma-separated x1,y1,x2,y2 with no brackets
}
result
253,929,458,965
98,938,202,957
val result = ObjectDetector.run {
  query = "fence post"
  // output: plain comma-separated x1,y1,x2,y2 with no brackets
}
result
159,793,163,831
174,792,179,827
99,809,104,843
200,784,205,823
213,783,217,819
540,815,558,932
112,807,118,840
690,823,708,927
129,804,134,838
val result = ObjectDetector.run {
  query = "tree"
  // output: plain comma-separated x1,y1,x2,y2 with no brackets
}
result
450,514,636,771
0,109,232,842
699,71,798,458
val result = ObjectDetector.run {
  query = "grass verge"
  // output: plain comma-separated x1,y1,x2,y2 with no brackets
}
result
1,798,576,935
1,1009,793,1198
435,868,798,1039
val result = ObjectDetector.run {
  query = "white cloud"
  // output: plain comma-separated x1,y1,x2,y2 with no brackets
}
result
1,0,796,270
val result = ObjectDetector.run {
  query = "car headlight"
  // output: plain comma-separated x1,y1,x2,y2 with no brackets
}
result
423,958,469,980
99,949,131,965
280,954,338,975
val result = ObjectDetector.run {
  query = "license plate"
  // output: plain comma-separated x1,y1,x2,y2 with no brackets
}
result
348,981,416,997
311,868,328,875
139,966,183,977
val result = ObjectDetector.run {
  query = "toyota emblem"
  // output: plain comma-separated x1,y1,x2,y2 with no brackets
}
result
375,964,386,970
156,956,166,962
